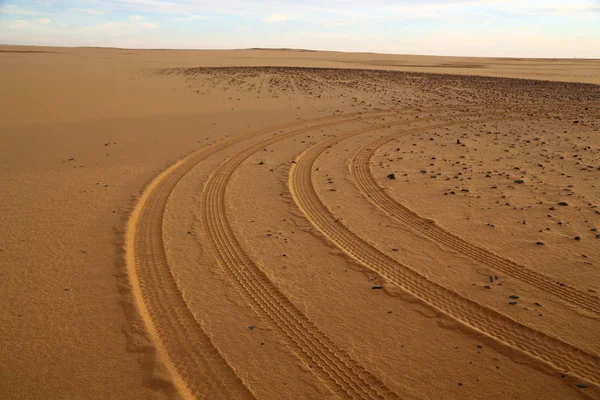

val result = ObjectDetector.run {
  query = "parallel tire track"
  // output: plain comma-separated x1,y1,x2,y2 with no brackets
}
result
126,154,255,400
126,103,590,398
289,115,600,387
289,75,300,96
201,116,404,400
125,111,398,399
351,128,600,316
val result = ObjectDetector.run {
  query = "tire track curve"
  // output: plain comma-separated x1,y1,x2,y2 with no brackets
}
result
201,116,406,400
126,153,256,400
125,111,397,399
289,115,600,387
350,125,600,316
125,103,587,398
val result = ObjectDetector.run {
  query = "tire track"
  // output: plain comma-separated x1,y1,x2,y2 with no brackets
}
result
126,155,255,400
351,128,600,315
125,111,397,399
126,103,590,398
201,116,405,400
259,73,272,95
289,115,600,387
289,75,299,97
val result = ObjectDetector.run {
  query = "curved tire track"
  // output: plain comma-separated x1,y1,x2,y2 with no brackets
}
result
201,115,405,400
125,112,394,399
350,126,600,316
289,114,600,387
125,103,592,398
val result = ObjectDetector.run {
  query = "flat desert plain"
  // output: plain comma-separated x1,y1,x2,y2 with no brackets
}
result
1,46,600,400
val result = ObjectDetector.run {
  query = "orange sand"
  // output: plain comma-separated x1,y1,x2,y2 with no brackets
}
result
1,46,599,399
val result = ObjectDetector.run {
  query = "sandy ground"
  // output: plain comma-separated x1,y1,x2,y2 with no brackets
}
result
1,46,600,399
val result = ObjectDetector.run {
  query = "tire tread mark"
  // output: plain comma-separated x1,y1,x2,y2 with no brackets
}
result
289,116,600,387
125,113,386,399
351,124,600,315
201,115,403,400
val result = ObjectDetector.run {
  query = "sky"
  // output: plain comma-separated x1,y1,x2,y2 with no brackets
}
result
1,0,599,57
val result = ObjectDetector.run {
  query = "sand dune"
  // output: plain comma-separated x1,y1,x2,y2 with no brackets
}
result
1,46,600,399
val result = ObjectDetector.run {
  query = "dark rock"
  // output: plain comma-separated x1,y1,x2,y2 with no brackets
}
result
536,241,545,246
387,173,396,180
535,302,542,307
514,179,525,184
248,325,256,330
509,295,520,299
574,236,581,241
509,301,518,305
371,285,384,290
259,161,265,165
558,202,569,206
575,384,588,389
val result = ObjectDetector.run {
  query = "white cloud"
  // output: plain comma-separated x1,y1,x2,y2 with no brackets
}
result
263,13,290,22
118,0,173,9
38,17,51,24
71,8,107,16
77,19,159,36
0,5,41,16
130,15,144,20
8,20,28,29
174,12,208,21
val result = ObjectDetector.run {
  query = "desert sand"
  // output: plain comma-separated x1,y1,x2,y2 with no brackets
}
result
1,46,600,399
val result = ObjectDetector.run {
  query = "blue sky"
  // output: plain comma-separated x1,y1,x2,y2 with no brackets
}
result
1,0,599,57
